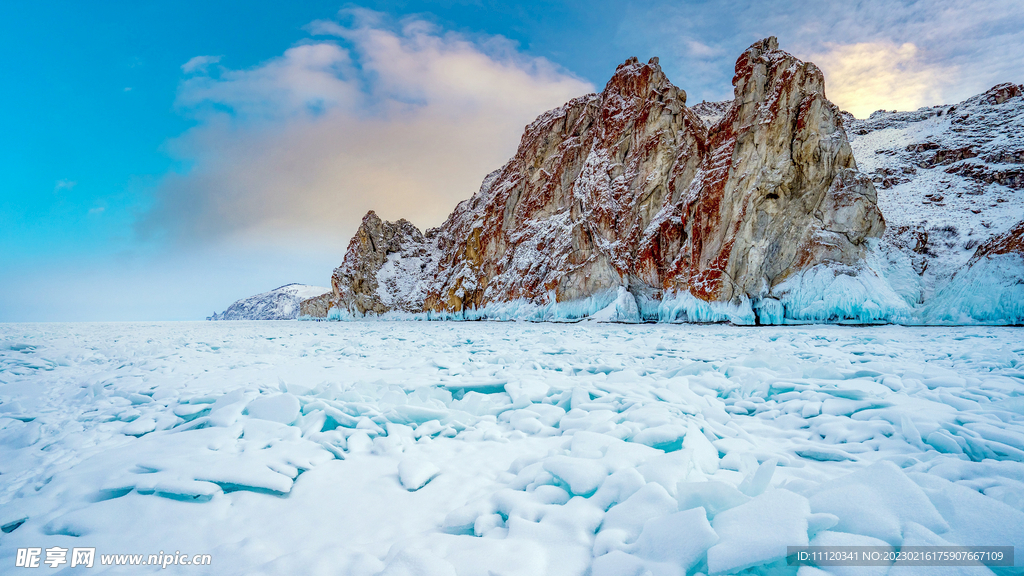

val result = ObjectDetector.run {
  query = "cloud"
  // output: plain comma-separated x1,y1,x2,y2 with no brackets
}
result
181,55,223,74
811,42,955,118
176,43,358,120
684,39,721,59
617,0,1024,112
54,179,76,192
146,10,593,247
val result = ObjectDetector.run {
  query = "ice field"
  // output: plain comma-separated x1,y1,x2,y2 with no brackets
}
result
2,321,1024,575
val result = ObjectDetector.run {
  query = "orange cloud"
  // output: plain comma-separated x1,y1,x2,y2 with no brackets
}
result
811,41,956,118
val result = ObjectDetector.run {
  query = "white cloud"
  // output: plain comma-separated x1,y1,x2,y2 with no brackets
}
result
684,39,721,59
54,179,76,192
181,55,223,74
146,10,593,246
784,0,1024,113
618,0,1024,111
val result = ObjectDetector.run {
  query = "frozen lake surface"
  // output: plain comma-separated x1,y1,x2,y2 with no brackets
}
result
2,321,1023,575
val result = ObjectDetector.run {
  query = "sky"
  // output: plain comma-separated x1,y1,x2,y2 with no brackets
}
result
2,0,1022,321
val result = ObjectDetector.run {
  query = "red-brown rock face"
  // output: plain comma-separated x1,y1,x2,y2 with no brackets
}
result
330,38,884,322
970,221,1024,262
682,37,883,303
421,53,709,312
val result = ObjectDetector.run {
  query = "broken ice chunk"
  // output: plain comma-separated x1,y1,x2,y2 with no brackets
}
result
590,551,646,576
706,488,810,575
122,417,156,437
591,468,646,511
629,507,719,573
398,458,440,491
809,531,893,576
888,522,994,576
807,460,948,546
683,422,720,474
910,472,1024,565
737,458,777,496
599,483,679,548
474,513,504,537
145,479,222,502
677,479,751,517
246,393,300,425
543,456,608,496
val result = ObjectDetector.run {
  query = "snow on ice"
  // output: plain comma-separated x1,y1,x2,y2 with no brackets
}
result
1,321,1023,575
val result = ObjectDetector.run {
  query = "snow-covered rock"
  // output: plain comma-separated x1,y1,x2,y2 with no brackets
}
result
208,284,330,320
298,291,332,319
330,38,889,323
331,212,435,316
690,100,730,127
921,222,1024,324
319,41,1021,325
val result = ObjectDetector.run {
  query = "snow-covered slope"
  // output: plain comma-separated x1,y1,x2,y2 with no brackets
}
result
847,83,1024,324
208,284,330,321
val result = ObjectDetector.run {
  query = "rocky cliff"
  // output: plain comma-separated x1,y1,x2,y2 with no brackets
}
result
331,211,434,315
325,38,1021,325
298,292,333,319
327,38,891,324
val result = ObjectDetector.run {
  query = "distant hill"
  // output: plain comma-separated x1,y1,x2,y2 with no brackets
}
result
208,284,330,320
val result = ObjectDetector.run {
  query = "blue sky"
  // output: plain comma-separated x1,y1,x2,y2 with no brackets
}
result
2,0,1022,321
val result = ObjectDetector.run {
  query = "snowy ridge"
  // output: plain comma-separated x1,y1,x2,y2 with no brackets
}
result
690,100,730,126
3,322,1024,574
919,221,1024,325
209,284,330,320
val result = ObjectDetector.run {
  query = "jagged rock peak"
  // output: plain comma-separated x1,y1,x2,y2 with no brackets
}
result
979,83,1023,105
332,210,431,316
686,36,879,303
603,54,685,106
